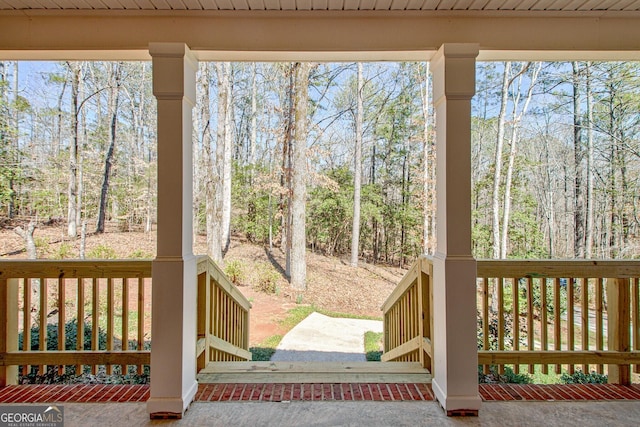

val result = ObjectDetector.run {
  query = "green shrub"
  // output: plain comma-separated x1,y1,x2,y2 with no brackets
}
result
364,331,383,362
479,365,533,384
224,259,246,285
17,319,149,384
54,242,74,259
87,244,117,259
560,370,607,384
254,262,279,294
128,249,153,259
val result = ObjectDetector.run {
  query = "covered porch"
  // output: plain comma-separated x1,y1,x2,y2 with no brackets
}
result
2,1,640,422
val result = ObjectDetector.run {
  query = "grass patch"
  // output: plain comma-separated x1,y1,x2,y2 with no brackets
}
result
250,334,283,361
364,331,383,362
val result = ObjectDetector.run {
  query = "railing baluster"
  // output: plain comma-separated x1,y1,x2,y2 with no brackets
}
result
595,277,604,374
39,277,47,376
540,278,548,375
57,278,65,376
482,277,489,374
498,277,505,375
137,277,145,374
76,278,85,376
554,277,561,374
633,277,640,374
526,277,534,374
581,277,589,374
567,277,575,374
23,278,32,375
512,278,519,374
106,278,114,375
122,277,129,375
92,278,99,375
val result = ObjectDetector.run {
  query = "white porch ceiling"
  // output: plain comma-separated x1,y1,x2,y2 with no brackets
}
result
1,0,640,12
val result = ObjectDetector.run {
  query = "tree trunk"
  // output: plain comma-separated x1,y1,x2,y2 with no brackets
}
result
96,62,121,233
492,61,511,259
500,62,539,258
209,62,228,263
572,62,585,258
290,62,310,291
221,62,233,254
422,62,435,255
67,62,81,238
15,221,37,259
585,61,594,258
283,64,295,276
350,62,363,267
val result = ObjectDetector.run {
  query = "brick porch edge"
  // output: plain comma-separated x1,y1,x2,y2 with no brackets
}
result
0,383,639,404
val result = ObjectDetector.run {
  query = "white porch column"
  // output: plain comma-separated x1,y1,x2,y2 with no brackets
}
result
147,43,198,419
430,43,482,415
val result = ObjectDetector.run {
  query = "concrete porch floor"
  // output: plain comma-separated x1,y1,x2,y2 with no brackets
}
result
5,400,639,426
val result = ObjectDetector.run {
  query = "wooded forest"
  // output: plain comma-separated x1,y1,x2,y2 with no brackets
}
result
1,60,639,288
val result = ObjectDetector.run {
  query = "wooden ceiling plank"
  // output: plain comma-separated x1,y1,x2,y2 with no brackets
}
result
514,0,538,9
133,0,156,8
623,0,640,9
359,0,376,8
181,0,204,8
528,0,555,10
165,0,187,8
467,0,490,9
437,0,456,8
421,0,440,9
233,0,250,9
198,0,218,9
150,0,172,9
609,0,634,9
98,0,125,8
247,0,265,9
327,0,344,9
405,0,424,8
262,0,279,9
498,0,522,8
390,0,409,9
452,0,475,9
312,0,328,9
483,0,507,9
213,0,233,8
279,0,295,8
374,0,393,8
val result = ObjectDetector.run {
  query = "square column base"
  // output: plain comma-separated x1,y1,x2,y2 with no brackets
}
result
147,381,198,419
431,253,481,415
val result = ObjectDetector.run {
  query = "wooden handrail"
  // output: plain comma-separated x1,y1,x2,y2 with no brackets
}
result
0,259,152,386
0,255,252,387
381,256,433,372
196,256,251,368
477,259,640,384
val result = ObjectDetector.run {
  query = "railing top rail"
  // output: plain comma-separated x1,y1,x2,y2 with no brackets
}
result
477,259,640,278
0,260,152,279
381,256,432,313
196,255,252,311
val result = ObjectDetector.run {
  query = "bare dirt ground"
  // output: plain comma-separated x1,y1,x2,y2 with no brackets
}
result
1,221,406,346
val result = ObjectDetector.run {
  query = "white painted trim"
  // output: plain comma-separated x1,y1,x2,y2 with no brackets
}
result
432,379,482,412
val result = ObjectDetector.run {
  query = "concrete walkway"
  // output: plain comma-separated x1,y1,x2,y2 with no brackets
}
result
270,312,383,362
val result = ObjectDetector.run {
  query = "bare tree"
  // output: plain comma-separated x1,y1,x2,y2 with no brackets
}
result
290,62,310,290
350,62,364,267
96,62,122,233
67,62,82,238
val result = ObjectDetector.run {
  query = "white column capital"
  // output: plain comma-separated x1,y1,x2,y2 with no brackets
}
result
432,43,479,103
150,43,197,103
